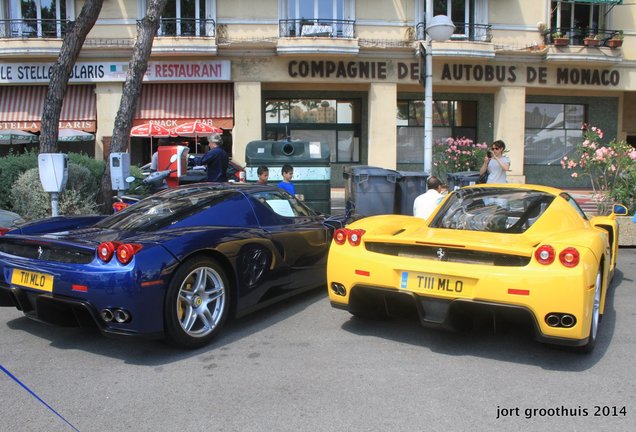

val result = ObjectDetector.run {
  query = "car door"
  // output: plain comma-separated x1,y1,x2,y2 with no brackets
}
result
251,190,330,291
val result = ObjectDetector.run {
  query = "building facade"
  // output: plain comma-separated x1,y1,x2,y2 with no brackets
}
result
1,0,634,187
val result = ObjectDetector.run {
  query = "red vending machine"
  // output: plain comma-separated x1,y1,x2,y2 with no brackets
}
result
157,145,189,188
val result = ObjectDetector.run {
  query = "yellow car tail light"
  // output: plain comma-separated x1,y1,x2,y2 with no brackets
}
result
559,247,580,268
534,245,555,265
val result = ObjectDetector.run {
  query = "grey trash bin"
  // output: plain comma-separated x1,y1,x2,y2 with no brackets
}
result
343,165,399,216
446,170,481,190
396,171,429,216
245,140,331,214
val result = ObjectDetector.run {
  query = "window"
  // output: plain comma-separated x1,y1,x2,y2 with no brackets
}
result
283,0,353,37
286,0,346,21
265,98,360,163
159,0,208,36
550,1,611,43
8,0,67,37
397,100,478,164
524,103,585,166
251,190,318,218
428,0,488,41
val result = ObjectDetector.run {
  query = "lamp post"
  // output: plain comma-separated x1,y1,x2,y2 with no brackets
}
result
423,2,455,174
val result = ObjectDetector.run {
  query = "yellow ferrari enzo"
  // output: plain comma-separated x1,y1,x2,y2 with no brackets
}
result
327,184,619,352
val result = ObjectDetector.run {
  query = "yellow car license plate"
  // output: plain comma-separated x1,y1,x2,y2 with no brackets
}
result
399,271,473,298
11,269,54,292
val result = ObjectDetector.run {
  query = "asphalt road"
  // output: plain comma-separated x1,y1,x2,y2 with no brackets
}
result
1,249,635,432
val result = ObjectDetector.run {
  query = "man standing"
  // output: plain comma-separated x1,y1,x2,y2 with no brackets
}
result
195,133,229,182
413,176,446,220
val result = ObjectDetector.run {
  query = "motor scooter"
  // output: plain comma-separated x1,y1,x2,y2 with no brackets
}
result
112,155,177,212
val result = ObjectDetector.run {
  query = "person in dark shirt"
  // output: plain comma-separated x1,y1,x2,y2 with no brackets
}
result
195,133,229,182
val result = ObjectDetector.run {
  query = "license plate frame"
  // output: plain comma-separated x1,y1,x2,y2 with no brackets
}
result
10,269,54,292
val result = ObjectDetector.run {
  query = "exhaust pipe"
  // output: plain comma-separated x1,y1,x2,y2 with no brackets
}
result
560,314,575,328
114,309,131,323
101,309,114,322
331,283,347,296
546,314,560,327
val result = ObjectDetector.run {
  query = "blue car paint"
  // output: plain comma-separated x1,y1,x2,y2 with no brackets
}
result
0,184,349,343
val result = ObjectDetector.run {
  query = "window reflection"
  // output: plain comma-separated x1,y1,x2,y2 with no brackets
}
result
265,97,360,163
524,103,585,165
397,99,478,163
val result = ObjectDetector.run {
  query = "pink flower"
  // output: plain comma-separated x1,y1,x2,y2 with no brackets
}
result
629,150,636,160
571,172,578,178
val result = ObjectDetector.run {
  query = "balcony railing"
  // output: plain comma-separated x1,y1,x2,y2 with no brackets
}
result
0,19,69,39
279,19,355,38
156,18,215,37
416,22,492,42
547,28,622,47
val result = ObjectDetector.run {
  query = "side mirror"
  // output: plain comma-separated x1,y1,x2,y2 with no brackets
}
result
613,204,628,215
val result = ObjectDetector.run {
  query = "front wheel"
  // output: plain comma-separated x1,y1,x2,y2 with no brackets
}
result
578,268,602,353
164,257,230,349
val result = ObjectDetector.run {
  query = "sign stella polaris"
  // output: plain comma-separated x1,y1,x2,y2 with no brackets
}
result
0,60,231,84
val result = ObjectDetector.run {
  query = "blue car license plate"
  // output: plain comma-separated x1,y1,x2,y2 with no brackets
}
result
11,269,54,292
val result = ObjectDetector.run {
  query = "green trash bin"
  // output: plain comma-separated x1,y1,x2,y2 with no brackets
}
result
245,140,331,214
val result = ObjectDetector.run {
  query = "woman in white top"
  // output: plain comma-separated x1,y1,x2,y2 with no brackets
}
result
480,140,510,183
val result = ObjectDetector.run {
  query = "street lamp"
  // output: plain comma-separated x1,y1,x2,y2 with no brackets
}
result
423,5,455,174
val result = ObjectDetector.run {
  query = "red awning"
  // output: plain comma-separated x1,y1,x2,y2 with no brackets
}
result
0,85,96,123
135,83,234,129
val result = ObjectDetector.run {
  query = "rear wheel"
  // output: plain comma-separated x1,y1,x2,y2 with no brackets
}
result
578,268,602,353
164,257,230,349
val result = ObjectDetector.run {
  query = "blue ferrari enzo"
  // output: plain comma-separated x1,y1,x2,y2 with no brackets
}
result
0,184,349,348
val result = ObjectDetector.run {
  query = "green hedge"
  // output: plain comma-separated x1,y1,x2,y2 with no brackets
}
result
0,151,106,215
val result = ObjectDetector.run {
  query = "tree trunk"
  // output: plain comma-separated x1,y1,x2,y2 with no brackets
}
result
39,0,104,153
101,0,169,210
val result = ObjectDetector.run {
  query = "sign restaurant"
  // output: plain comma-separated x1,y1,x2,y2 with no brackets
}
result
0,60,231,84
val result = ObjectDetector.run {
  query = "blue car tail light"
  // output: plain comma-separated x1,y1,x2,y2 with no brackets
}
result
116,243,142,265
97,242,142,265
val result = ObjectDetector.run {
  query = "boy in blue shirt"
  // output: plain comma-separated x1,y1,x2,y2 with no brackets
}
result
277,164,296,195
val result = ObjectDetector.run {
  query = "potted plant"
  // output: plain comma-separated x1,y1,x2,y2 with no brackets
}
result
584,33,601,47
608,30,623,48
552,32,569,46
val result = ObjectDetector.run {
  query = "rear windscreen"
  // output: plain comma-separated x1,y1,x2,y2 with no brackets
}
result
429,188,555,233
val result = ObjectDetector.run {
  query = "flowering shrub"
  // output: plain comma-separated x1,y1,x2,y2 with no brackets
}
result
561,124,636,214
432,137,488,181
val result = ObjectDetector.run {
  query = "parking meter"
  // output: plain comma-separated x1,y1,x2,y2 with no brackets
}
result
38,153,68,217
110,152,131,192
38,153,68,192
